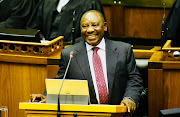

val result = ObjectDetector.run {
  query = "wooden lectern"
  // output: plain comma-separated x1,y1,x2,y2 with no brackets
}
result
0,36,63,117
19,102,127,117
148,40,180,117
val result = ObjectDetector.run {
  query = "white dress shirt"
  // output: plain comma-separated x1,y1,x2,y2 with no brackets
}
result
85,38,109,103
57,0,70,13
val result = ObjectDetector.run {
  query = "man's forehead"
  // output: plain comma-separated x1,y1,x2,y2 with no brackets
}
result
81,13,103,23
84,12,101,18
81,21,100,25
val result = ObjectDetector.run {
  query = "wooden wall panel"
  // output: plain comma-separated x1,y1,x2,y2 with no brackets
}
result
103,5,169,39
103,5,124,37
124,7,169,39
103,6,113,35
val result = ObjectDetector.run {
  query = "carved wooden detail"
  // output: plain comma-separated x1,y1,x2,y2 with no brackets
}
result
0,36,63,57
162,40,180,61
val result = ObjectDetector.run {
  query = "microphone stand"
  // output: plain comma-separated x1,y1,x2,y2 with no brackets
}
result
57,51,74,117
161,2,166,49
72,10,76,45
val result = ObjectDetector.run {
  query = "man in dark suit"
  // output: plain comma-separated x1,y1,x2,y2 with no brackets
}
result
163,0,180,46
26,0,108,45
0,0,35,28
31,10,143,114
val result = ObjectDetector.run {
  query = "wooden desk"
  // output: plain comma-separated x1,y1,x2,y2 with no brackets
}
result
19,102,127,117
0,37,63,117
148,41,180,117
133,46,160,59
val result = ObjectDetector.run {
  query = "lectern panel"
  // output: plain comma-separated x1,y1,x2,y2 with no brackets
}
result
0,62,47,117
0,36,63,117
148,46,180,117
164,70,180,108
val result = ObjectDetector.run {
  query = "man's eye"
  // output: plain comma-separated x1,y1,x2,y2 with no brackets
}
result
92,24,98,27
82,25,88,28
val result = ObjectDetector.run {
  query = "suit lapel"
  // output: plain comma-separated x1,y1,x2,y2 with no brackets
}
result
74,41,97,101
105,39,119,101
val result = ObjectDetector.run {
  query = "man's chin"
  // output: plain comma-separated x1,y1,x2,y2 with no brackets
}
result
87,41,97,46
88,41,100,46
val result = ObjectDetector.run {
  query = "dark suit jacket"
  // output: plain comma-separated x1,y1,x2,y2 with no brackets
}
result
56,39,143,105
0,0,35,28
163,0,180,46
26,0,108,43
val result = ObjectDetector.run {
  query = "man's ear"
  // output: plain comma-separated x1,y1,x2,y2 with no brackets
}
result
104,22,108,31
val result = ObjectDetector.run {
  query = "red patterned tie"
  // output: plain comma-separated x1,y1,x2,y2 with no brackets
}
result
92,47,108,104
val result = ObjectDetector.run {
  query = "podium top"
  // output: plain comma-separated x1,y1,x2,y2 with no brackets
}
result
0,36,63,57
19,102,127,113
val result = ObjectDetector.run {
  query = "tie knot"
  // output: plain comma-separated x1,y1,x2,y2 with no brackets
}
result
92,47,99,52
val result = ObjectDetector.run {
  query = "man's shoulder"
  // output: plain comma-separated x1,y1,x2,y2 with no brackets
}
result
106,39,132,48
62,41,84,53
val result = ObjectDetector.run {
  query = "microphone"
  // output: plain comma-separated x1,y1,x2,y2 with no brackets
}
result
57,51,74,117
161,2,166,49
72,10,76,45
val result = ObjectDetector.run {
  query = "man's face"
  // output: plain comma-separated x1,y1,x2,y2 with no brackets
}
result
80,12,107,46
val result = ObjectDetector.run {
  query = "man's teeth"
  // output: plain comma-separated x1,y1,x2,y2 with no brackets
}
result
88,35,95,38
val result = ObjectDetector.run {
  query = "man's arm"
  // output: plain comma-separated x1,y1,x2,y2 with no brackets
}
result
121,45,143,114
124,45,143,104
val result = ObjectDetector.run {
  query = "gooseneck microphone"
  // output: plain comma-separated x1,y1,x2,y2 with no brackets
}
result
161,2,166,49
57,51,74,117
72,10,76,45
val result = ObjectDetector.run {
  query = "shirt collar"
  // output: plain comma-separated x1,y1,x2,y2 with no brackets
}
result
86,38,105,51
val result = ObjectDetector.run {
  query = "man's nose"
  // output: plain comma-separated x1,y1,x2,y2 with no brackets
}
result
87,26,94,33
